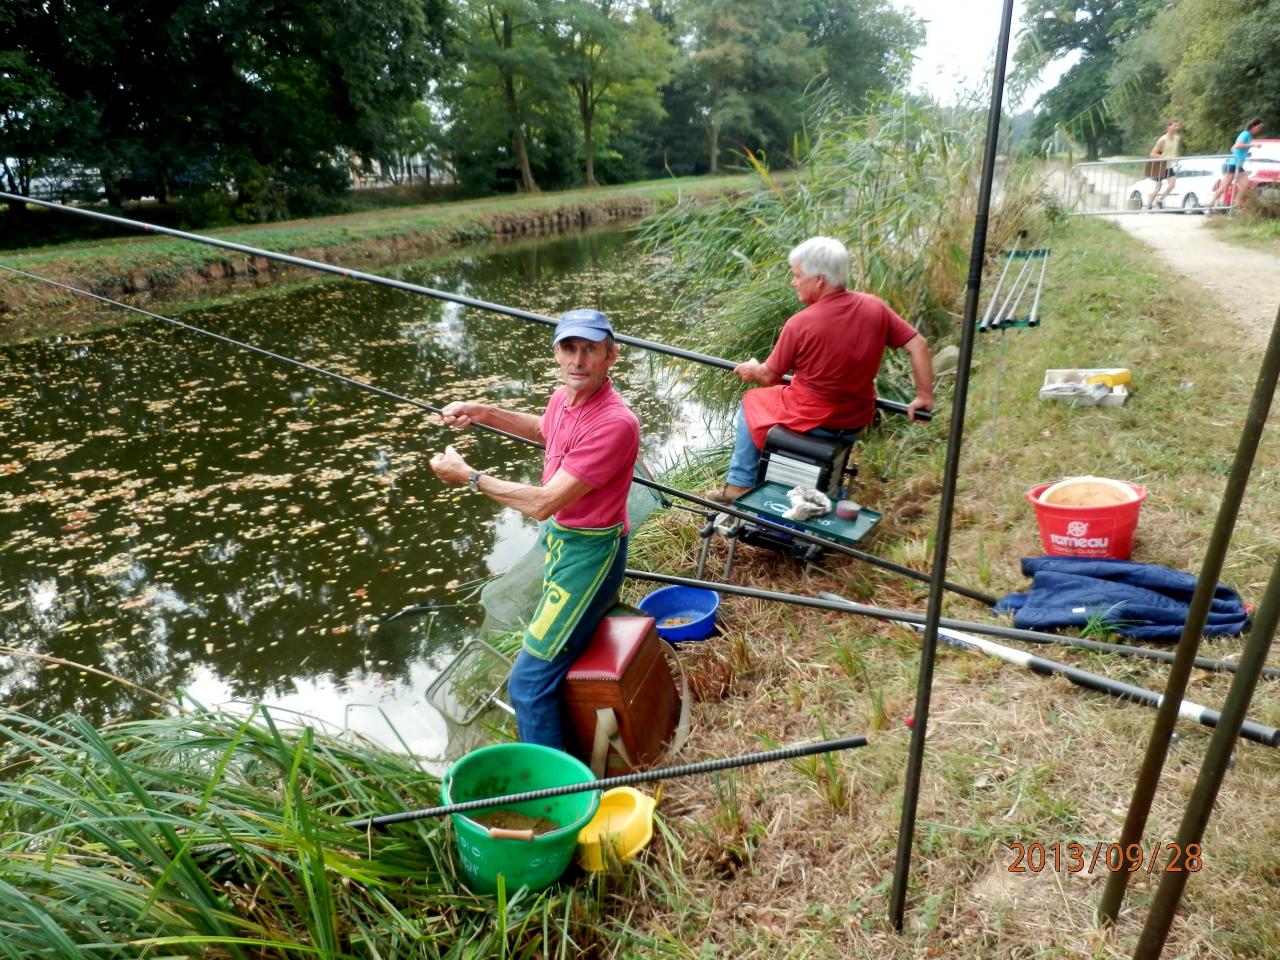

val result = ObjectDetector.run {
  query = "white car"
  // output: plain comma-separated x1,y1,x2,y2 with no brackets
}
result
1126,157,1226,212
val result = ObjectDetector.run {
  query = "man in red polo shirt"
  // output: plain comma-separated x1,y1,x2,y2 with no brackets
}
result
710,236,935,502
429,308,640,749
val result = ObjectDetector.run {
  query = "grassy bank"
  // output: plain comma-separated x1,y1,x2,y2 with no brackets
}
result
0,175,749,344
1211,212,1280,251
618,214,1280,958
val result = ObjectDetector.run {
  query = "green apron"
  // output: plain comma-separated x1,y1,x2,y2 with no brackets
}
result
522,519,622,660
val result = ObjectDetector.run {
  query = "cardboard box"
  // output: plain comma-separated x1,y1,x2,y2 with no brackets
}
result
1040,368,1131,407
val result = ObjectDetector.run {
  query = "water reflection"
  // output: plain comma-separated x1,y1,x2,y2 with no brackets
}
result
0,229,712,749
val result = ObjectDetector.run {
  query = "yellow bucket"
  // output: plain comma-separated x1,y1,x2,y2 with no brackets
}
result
576,787,656,871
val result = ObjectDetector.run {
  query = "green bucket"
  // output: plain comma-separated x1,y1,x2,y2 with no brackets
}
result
441,743,600,895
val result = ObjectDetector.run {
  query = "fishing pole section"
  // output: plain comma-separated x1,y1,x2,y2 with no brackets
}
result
351,733,871,830
0,262,991,605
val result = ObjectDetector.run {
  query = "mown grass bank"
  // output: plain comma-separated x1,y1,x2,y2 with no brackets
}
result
618,214,1280,958
0,175,750,344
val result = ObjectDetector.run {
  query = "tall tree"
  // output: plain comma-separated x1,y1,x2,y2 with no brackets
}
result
683,0,814,173
1136,0,1280,151
455,0,561,193
680,0,920,174
559,0,672,186
3,0,449,213
1015,0,1161,159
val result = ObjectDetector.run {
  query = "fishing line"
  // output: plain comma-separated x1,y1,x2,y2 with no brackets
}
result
2,262,993,603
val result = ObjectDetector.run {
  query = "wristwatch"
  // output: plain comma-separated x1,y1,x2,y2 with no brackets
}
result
467,470,483,492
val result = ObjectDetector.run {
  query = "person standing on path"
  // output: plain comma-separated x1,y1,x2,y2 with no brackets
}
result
429,308,640,750
1145,120,1182,210
1207,116,1264,211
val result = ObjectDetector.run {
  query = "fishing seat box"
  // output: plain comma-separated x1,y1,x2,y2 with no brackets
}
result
758,425,855,501
564,615,679,775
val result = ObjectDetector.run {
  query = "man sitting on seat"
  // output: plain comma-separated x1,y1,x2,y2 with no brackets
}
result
709,236,934,503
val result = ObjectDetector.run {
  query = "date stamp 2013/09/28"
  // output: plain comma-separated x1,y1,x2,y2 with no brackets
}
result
1007,842,1202,875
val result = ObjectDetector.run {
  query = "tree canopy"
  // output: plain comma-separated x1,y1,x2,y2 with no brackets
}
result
2,0,923,220
1022,0,1279,158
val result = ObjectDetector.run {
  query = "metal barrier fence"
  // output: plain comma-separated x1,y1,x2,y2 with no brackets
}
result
1067,154,1230,215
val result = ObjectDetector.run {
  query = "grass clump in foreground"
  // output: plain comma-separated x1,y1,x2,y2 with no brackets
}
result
0,704,645,958
618,214,1280,958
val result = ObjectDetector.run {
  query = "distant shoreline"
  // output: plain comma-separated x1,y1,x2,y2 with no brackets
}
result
0,175,750,344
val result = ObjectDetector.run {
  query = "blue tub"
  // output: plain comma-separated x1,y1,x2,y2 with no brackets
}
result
637,585,719,642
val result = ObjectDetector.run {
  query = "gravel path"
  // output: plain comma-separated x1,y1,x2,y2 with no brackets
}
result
1104,212,1279,345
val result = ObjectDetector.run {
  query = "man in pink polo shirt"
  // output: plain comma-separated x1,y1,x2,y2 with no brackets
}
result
430,308,640,749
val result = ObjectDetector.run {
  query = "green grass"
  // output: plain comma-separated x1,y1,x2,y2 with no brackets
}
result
617,213,1280,958
1210,210,1280,252
0,703,642,958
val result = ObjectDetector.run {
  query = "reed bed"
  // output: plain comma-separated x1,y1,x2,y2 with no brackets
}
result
0,705,625,958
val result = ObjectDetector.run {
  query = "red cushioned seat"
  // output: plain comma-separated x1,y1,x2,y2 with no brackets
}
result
563,615,679,773
566,615,649,681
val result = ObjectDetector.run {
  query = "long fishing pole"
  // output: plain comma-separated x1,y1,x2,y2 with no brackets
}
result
350,733,871,830
906,625,1280,748
623,568,1278,678
891,0,1017,931
0,263,992,604
0,191,927,422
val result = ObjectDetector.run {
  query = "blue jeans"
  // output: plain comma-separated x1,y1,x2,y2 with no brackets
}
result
727,405,762,488
726,402,861,488
507,534,628,750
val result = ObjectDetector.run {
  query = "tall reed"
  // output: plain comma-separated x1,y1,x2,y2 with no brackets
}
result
641,89,1033,412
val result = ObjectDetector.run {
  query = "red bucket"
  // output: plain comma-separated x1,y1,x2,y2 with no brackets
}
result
1026,480,1148,560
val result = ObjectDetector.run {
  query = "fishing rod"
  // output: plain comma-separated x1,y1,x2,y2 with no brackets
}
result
0,192,928,423
978,231,1022,332
350,733,870,830
0,263,992,604
623,568,1278,678
906,624,1280,748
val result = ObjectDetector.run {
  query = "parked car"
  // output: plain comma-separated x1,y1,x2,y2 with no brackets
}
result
1126,157,1226,212
1244,138,1280,195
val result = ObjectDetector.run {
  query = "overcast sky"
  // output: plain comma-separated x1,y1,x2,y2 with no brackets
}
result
896,0,1078,109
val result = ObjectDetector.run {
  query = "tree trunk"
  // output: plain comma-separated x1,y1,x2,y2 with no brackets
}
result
501,12,539,194
581,97,597,188
708,81,722,175
512,114,539,194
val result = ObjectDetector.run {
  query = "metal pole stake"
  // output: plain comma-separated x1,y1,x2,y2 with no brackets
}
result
887,0,1016,929
1131,546,1280,958
1099,302,1280,925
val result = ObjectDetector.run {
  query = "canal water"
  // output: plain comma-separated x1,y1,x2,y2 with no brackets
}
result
0,228,719,755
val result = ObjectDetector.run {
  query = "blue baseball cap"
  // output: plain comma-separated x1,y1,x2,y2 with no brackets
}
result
553,308,613,345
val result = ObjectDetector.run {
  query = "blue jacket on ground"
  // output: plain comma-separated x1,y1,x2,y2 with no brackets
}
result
994,556,1248,641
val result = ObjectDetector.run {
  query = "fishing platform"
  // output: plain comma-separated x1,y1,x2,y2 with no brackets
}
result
696,425,882,579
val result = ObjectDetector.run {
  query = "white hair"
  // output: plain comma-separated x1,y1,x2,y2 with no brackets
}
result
788,236,849,289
